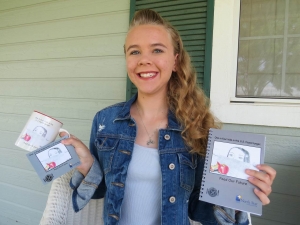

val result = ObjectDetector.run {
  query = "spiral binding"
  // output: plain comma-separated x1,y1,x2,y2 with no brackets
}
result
200,129,213,198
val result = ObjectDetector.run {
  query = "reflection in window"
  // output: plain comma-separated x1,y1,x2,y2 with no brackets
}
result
237,0,300,98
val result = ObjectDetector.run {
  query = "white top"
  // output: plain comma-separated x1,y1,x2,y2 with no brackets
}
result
119,143,162,225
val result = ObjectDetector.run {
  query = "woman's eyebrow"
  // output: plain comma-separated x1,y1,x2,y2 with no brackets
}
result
126,43,168,52
126,44,139,52
151,43,167,48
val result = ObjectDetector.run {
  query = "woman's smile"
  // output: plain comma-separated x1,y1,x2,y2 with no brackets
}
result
138,72,157,78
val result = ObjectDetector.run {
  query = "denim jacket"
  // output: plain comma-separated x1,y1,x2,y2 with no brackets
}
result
70,94,249,225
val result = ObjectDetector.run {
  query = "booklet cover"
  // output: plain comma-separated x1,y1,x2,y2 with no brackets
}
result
27,136,81,184
199,128,266,215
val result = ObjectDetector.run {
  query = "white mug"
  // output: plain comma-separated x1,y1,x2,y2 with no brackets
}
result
15,111,70,151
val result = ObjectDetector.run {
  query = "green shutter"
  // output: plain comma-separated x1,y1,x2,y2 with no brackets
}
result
126,0,214,100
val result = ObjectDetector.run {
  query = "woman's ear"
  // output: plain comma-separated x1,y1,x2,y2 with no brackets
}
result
173,54,179,72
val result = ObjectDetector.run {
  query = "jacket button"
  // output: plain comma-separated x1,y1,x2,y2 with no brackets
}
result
169,163,175,170
164,134,170,140
169,196,176,203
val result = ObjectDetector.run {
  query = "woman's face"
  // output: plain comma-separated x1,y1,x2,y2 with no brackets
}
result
125,24,177,97
228,148,246,162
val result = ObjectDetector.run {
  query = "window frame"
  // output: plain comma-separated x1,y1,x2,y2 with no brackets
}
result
210,0,300,128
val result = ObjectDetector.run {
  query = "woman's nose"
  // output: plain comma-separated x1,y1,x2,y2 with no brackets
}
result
138,54,152,66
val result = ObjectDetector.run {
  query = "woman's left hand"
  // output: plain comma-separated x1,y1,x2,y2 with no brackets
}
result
245,164,276,205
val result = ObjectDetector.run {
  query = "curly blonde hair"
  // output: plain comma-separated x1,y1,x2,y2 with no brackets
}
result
129,9,220,155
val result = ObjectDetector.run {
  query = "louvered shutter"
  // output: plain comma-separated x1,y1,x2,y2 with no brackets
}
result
126,0,214,99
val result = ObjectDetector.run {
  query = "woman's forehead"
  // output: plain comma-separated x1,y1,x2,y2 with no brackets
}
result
125,24,172,45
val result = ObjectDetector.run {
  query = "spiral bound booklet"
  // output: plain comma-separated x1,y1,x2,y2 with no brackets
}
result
199,128,266,215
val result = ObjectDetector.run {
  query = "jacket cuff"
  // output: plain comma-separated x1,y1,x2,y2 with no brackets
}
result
213,206,249,225
70,170,84,189
70,156,103,212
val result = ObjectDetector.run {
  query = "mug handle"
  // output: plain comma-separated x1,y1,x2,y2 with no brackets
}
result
59,128,70,138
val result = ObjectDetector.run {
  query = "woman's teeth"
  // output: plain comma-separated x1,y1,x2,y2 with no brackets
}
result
139,72,156,78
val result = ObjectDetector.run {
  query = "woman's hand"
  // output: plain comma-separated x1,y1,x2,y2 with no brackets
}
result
245,164,276,205
60,132,94,176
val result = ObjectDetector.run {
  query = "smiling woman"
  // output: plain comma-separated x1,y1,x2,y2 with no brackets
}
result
57,9,276,225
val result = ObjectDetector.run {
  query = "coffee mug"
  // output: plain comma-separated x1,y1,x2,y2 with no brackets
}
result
15,111,70,151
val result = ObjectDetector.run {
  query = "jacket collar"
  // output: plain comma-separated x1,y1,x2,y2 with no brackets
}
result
115,94,183,131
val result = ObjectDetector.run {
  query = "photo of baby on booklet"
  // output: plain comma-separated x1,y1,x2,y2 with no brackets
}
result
210,142,261,180
36,143,72,171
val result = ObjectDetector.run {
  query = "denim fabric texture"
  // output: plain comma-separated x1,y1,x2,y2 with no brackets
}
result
70,94,249,225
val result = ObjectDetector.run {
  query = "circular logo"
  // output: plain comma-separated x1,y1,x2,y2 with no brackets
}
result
236,195,242,202
207,187,219,197
44,174,54,182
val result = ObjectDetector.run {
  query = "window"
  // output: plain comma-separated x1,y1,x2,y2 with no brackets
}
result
237,0,300,99
210,0,300,128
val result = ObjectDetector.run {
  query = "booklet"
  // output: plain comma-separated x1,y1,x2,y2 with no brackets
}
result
27,136,81,184
199,128,266,215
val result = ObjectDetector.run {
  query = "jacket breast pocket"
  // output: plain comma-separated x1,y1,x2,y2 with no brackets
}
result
178,153,197,192
95,135,119,174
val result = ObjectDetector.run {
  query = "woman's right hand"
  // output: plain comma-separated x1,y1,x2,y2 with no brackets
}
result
60,132,94,176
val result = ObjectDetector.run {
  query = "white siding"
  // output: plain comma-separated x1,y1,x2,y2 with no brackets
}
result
0,0,129,224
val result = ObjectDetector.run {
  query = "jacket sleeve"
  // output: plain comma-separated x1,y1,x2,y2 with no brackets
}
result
69,156,103,212
69,112,105,212
188,155,249,225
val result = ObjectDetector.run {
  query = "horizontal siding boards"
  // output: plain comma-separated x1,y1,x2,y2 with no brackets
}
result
0,148,33,171
254,193,300,225
0,0,129,28
0,0,129,224
251,218,290,225
0,56,126,79
0,217,27,225
0,199,41,225
0,78,126,99
0,0,56,12
0,183,48,212
0,97,121,120
0,164,51,193
127,0,209,98
0,34,125,62
0,11,129,45
268,163,300,197
265,135,300,167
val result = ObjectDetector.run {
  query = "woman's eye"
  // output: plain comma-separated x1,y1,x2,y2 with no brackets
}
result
129,50,140,55
153,49,163,53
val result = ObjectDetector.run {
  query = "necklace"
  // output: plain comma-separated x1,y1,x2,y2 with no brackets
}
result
135,104,167,146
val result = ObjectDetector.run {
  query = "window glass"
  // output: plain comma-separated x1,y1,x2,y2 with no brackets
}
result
236,0,300,98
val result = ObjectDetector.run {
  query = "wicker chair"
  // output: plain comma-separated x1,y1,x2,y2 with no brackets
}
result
40,170,104,225
40,170,250,225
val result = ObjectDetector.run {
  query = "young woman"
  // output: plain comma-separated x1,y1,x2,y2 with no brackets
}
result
61,9,276,225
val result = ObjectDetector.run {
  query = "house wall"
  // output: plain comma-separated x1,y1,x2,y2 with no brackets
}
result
0,0,129,224
222,124,300,225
